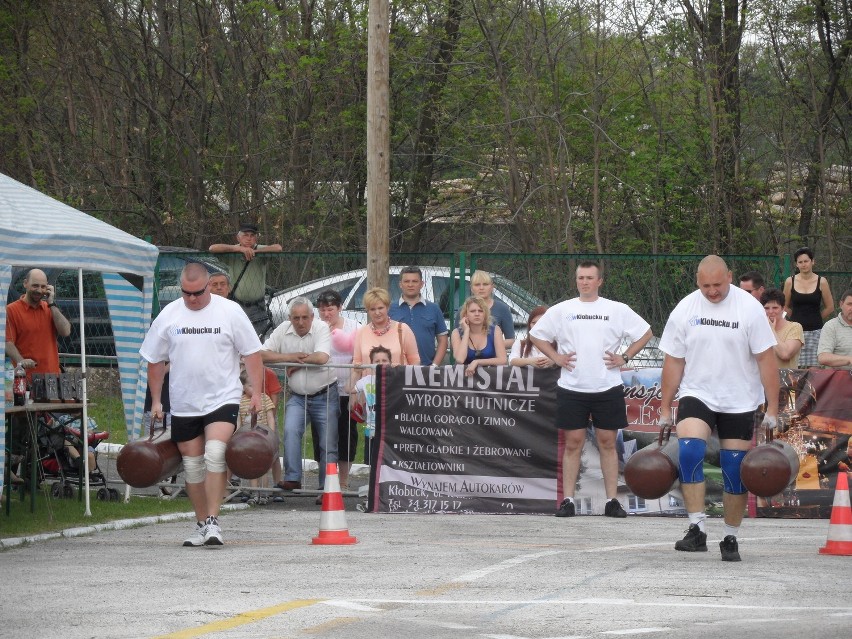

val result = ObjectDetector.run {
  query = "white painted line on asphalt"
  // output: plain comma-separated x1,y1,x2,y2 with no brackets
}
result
320,600,384,612
586,535,824,553
601,630,671,636
482,635,587,639
428,621,479,630
451,549,565,582
349,598,852,614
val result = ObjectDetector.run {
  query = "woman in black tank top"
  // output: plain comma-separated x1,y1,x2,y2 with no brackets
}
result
783,248,835,367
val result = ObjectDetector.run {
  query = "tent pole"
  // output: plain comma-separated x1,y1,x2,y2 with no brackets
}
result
79,268,91,516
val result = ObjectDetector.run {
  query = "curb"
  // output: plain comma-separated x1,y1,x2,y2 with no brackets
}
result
0,503,248,550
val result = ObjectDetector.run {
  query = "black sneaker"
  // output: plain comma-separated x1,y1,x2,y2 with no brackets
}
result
555,498,576,517
675,524,708,552
719,535,741,562
604,498,627,518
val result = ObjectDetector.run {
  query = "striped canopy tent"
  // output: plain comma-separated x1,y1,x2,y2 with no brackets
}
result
0,172,158,510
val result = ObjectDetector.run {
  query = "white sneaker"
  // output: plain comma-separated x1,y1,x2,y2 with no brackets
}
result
183,522,206,547
203,520,223,546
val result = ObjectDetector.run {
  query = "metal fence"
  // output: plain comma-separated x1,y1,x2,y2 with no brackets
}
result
13,255,842,364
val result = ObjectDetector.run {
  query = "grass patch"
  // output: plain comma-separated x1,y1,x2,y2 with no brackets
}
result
88,394,128,445
1,486,193,539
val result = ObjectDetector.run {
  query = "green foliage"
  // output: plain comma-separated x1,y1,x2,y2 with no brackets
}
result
0,0,848,267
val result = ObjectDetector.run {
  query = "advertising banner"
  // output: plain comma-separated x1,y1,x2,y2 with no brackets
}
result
369,365,561,514
367,365,852,517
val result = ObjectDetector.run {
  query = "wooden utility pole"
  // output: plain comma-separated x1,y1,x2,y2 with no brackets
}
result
366,0,390,291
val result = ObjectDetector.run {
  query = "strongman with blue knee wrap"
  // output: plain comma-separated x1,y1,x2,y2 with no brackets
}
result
658,256,779,562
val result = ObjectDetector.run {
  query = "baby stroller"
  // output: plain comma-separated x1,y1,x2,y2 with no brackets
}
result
36,413,116,501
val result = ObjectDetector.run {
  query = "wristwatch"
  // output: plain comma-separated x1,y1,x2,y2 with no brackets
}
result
622,354,630,363
47,302,57,308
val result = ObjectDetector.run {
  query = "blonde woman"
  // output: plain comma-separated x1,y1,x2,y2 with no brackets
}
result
469,270,516,349
350,287,420,389
451,296,507,376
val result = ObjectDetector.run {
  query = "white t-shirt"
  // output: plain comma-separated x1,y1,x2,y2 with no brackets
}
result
659,285,777,412
529,296,650,393
261,319,336,394
355,373,378,436
140,294,262,416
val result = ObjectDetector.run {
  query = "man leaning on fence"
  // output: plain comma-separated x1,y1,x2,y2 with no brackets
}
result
261,297,339,500
209,221,282,334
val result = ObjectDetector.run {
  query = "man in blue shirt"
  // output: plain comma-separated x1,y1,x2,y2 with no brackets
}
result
389,267,449,365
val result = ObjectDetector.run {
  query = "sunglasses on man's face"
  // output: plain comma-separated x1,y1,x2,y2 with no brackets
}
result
181,285,208,298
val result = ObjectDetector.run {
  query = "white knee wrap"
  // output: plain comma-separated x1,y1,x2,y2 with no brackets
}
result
204,439,228,473
182,455,206,484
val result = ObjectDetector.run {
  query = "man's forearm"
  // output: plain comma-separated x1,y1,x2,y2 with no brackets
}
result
147,361,167,406
818,352,852,368
434,335,448,364
756,348,780,416
5,341,24,363
304,352,330,365
660,355,685,413
51,306,72,337
260,350,299,364
208,243,239,253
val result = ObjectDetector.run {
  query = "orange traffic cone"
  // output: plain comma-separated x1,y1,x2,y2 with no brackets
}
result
312,463,357,545
819,468,852,556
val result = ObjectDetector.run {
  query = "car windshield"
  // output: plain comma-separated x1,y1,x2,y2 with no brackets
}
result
348,275,402,310
491,274,544,310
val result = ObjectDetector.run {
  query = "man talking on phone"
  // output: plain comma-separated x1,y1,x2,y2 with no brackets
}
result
6,268,71,380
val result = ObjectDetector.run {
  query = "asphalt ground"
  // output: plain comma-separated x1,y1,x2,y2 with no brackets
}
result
0,491,849,639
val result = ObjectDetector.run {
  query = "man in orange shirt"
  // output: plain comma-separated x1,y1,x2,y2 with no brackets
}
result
6,269,71,379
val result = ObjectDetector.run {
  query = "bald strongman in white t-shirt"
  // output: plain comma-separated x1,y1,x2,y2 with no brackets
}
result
659,255,778,562
530,261,652,519
141,263,264,548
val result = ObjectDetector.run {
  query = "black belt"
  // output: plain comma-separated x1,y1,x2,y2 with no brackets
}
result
292,384,334,399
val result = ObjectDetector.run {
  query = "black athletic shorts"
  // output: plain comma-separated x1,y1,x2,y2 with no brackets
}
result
555,385,627,431
171,404,239,443
676,396,755,442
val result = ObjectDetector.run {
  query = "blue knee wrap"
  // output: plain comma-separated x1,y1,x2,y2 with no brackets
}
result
678,437,706,484
720,449,747,495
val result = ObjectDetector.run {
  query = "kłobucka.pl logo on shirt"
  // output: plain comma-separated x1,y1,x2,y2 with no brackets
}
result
688,315,739,330
565,313,610,321
169,325,222,336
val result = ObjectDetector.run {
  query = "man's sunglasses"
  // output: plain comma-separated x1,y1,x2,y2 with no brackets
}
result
181,285,208,298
